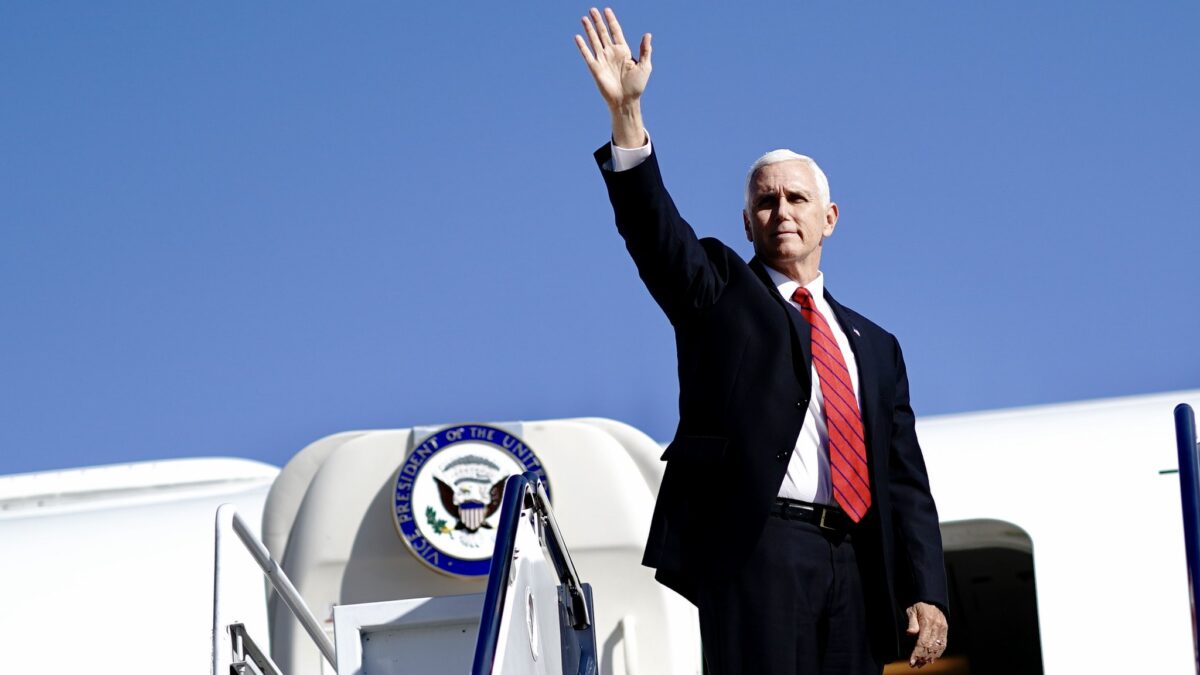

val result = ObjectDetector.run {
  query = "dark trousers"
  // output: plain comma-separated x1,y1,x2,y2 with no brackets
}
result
696,514,883,675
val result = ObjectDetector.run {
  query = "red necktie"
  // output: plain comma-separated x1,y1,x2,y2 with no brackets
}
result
791,287,871,522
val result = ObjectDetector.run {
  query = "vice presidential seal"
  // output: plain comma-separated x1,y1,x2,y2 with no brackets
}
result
392,423,550,578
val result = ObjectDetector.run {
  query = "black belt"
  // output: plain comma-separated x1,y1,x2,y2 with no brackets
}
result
771,498,854,534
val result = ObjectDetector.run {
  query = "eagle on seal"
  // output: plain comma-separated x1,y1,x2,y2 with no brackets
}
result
435,475,506,532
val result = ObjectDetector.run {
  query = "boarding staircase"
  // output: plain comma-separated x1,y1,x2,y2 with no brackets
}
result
213,472,595,674
210,419,703,675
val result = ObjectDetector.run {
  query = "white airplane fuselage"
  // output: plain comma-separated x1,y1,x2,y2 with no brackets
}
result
0,389,1196,674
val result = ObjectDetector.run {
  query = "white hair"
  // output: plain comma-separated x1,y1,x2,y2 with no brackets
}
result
743,149,831,212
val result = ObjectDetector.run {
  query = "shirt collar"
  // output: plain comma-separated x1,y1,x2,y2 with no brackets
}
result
764,266,824,303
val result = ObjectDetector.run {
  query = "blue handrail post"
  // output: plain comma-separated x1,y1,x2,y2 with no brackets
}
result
472,473,530,675
470,472,598,675
1176,403,1200,674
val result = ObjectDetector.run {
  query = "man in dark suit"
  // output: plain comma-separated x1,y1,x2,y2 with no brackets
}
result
575,8,949,674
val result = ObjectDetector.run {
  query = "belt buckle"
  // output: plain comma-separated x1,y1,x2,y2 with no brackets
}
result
818,507,838,531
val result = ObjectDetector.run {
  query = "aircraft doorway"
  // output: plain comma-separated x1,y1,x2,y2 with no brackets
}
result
885,519,1043,674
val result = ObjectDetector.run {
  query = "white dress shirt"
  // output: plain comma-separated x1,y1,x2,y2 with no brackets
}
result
762,268,862,504
610,137,865,504
608,134,653,171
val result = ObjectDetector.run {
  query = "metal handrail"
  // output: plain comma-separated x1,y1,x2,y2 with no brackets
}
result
229,622,284,675
1175,404,1200,674
531,479,591,629
212,504,337,672
471,471,592,674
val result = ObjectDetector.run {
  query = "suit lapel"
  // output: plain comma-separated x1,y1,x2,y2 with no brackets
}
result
824,289,880,457
750,258,812,385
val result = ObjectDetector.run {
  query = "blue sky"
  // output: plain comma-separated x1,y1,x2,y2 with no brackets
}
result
2,2,1197,475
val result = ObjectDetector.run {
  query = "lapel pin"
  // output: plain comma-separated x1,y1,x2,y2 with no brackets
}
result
853,327,861,336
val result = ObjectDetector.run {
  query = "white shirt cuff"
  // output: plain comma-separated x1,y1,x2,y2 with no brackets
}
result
610,131,652,172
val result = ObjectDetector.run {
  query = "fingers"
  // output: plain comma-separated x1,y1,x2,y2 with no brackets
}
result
914,621,937,667
930,616,948,660
917,608,937,648
639,33,653,67
573,34,597,65
589,7,613,47
605,8,627,45
905,606,919,635
581,14,604,57
910,640,945,668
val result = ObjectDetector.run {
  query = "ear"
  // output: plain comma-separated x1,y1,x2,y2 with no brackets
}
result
822,202,839,237
743,210,753,242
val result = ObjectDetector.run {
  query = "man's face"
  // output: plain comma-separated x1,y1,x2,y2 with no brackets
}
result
743,160,838,272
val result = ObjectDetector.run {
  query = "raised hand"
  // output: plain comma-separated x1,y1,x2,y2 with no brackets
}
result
574,7,652,148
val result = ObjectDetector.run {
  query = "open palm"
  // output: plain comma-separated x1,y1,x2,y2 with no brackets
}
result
575,8,652,111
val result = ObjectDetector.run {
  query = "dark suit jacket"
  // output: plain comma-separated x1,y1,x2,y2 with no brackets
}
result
595,144,948,659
